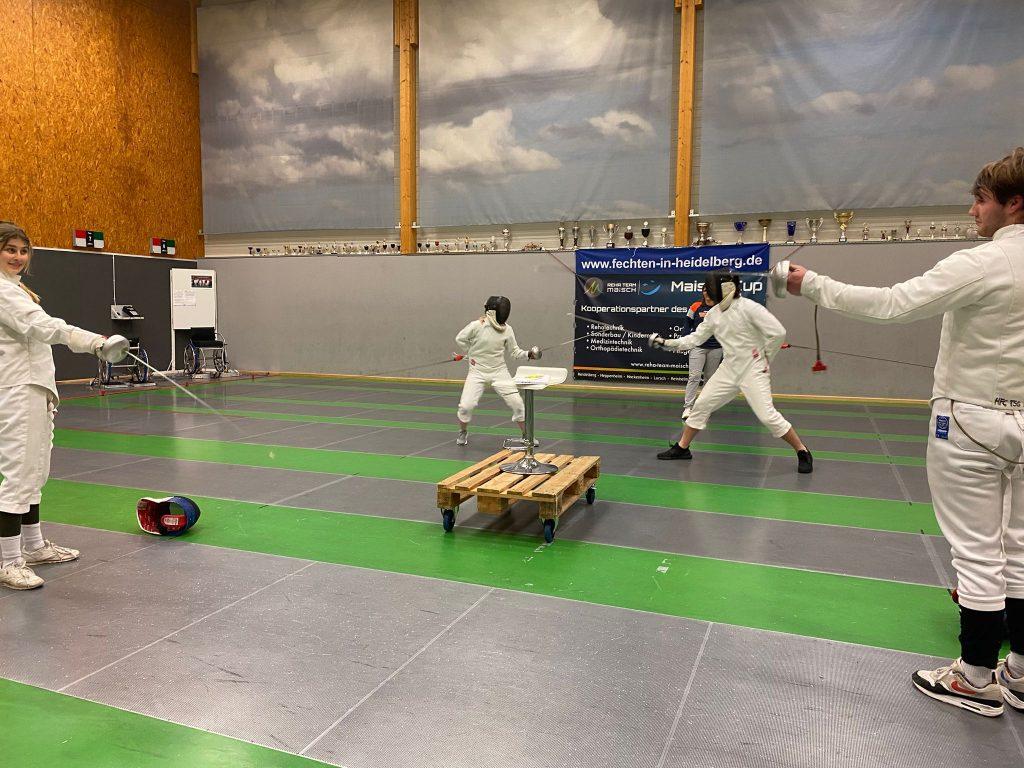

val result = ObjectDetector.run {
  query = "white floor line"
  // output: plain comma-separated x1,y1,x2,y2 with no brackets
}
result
228,421,312,443
299,587,494,756
0,542,158,603
655,622,713,768
919,532,953,591
268,475,354,507
54,456,155,480
313,426,394,449
405,437,460,457
57,561,317,693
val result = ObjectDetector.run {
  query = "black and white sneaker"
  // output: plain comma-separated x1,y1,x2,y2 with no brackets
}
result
657,443,692,460
797,449,813,474
912,659,1004,717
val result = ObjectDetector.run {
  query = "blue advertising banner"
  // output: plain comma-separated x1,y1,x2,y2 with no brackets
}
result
574,245,769,383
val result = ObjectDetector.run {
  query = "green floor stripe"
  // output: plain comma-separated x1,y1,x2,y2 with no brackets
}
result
0,677,328,767
41,479,957,658
65,400,926,467
167,392,927,444
53,428,938,534
72,377,931,421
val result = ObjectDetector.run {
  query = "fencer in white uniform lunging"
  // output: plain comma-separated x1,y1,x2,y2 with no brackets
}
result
454,296,540,445
650,272,813,474
0,223,127,591
786,147,1024,717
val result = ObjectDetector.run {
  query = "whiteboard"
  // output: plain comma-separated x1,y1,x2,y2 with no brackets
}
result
170,269,218,330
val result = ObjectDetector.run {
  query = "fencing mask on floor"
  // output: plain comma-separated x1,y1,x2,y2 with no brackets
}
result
137,496,201,536
484,296,511,329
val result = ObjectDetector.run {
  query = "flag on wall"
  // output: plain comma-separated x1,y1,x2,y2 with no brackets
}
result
73,229,105,249
151,238,177,255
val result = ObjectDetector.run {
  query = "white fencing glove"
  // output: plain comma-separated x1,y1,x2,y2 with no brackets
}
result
96,335,130,363
649,333,667,349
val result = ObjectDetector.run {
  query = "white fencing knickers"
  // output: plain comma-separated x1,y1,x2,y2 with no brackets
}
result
685,359,791,438
0,384,55,514
457,366,525,423
927,398,1024,611
683,347,724,410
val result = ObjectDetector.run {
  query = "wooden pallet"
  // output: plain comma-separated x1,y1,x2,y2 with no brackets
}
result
437,449,601,522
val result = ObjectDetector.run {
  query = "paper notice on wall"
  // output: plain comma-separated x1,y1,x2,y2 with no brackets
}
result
172,289,197,307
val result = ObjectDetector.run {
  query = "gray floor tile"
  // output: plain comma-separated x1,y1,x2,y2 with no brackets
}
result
661,624,1024,768
66,562,488,753
0,543,305,689
305,590,710,767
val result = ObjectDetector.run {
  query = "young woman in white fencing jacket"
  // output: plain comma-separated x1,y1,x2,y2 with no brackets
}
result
454,296,539,445
650,272,813,474
0,223,118,590
786,148,1024,717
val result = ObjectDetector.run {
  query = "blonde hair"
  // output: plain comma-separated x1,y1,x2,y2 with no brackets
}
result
972,147,1024,205
0,222,41,303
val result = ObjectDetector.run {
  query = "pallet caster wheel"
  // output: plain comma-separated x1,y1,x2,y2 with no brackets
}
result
441,508,456,533
586,486,596,505
543,519,556,543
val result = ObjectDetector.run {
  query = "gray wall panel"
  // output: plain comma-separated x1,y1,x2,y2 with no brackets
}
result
213,241,970,400
24,249,197,381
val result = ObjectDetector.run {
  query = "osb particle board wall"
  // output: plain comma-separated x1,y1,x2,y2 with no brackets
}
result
0,0,203,258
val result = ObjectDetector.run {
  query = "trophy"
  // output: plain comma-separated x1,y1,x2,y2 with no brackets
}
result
890,228,898,241
954,223,962,239
806,217,823,244
660,226,668,247
588,225,597,248
733,221,747,244
557,224,566,249
758,218,772,243
930,222,936,239
623,225,634,247
916,228,922,240
641,221,651,247
785,220,797,244
833,210,854,243
572,222,580,248
941,223,948,239
904,219,912,241
501,228,511,250
695,221,712,246
862,225,870,241
604,222,617,248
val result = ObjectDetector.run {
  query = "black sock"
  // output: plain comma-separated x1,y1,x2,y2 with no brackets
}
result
0,512,21,538
24,504,39,526
959,605,1005,669
1007,597,1024,656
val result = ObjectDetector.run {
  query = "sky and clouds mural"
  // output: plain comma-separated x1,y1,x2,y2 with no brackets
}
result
699,0,1024,215
417,0,675,227
198,0,394,233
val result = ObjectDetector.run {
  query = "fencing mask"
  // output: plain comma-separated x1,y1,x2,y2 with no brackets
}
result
137,496,201,536
703,272,742,310
484,296,511,329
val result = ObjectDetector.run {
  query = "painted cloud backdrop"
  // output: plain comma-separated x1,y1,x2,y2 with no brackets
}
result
198,0,394,233
417,0,675,226
699,0,1024,214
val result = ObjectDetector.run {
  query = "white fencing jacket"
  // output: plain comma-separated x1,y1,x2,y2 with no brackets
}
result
0,273,103,401
455,319,529,373
661,296,786,379
801,223,1024,409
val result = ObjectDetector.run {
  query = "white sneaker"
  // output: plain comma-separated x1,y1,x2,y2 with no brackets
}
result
456,431,469,446
912,658,1004,717
681,406,692,420
0,558,44,590
23,540,80,565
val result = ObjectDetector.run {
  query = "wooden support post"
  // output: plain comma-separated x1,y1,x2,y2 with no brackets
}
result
189,0,199,76
674,0,700,246
395,0,419,254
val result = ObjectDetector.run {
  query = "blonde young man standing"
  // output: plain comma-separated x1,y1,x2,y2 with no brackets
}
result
787,148,1024,717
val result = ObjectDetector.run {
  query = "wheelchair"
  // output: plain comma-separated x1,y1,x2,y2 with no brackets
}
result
96,337,150,386
183,327,229,378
